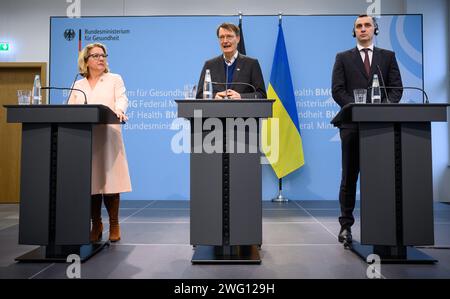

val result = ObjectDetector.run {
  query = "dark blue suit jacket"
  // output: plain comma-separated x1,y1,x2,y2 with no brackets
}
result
196,54,267,99
332,47,403,108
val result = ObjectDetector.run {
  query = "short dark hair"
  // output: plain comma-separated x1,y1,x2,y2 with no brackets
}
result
354,14,376,27
216,23,240,37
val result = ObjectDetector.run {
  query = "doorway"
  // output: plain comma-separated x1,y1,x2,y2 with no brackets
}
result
0,62,47,203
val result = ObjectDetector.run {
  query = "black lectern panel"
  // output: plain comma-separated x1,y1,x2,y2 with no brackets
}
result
6,105,120,124
55,124,92,245
229,127,262,246
19,124,52,245
333,104,448,125
401,123,434,245
352,105,447,122
177,100,273,118
359,123,397,245
190,148,223,245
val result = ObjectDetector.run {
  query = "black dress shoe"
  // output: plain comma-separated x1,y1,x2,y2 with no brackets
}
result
338,227,352,244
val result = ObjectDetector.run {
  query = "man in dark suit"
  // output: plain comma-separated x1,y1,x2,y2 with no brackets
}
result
331,14,403,247
196,22,266,99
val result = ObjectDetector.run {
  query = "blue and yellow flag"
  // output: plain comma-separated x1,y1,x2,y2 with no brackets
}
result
263,23,305,178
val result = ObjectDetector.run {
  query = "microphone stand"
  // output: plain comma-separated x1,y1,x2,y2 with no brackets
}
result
376,65,390,103
366,86,429,104
41,87,88,104
212,81,258,99
224,59,229,99
66,73,80,104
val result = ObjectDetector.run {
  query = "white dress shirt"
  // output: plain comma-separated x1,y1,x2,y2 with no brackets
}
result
357,43,374,65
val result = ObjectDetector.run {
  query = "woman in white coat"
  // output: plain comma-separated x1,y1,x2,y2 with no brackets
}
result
69,43,132,242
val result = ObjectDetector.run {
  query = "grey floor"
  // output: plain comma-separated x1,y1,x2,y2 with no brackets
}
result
1,200,450,279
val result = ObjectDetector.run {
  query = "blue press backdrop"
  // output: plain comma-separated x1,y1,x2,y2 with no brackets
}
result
49,15,423,200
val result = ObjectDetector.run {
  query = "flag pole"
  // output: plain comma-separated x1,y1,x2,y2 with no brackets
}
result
237,11,246,55
271,12,289,203
78,29,82,52
272,178,289,202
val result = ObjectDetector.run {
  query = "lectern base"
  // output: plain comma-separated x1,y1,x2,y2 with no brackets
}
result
192,245,261,264
15,242,110,263
350,241,437,264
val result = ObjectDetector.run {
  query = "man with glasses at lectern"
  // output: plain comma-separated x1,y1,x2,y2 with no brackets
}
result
196,22,267,100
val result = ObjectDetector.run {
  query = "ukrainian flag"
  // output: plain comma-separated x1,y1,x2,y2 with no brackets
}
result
263,23,305,178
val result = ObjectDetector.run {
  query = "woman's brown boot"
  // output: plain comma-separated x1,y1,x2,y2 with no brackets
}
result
104,193,121,242
90,194,103,242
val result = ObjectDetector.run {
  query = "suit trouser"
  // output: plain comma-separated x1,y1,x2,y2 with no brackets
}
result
339,128,359,229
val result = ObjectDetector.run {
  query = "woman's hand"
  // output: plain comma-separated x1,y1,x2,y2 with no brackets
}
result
115,109,128,122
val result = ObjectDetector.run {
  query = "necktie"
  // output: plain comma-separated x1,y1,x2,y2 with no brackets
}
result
363,48,371,76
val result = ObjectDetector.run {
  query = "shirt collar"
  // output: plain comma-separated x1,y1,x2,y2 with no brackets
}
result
223,51,239,66
357,43,374,52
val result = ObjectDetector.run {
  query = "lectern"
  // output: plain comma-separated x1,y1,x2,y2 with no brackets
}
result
332,103,449,263
4,104,120,262
176,99,273,264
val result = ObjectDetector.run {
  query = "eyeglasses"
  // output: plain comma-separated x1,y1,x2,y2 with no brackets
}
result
218,34,236,41
88,53,108,60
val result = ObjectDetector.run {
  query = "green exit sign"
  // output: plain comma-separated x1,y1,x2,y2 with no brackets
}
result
0,42,10,51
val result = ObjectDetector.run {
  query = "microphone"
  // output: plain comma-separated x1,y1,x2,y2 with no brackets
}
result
224,59,230,99
211,81,258,99
367,86,429,104
66,73,81,104
41,87,88,105
376,65,390,103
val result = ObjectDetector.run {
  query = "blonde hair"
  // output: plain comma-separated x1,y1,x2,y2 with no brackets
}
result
78,43,110,78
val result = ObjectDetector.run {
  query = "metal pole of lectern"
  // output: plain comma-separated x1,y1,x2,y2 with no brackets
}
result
272,178,289,202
